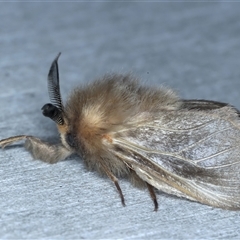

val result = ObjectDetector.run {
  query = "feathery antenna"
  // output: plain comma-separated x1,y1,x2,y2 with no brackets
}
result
48,52,63,112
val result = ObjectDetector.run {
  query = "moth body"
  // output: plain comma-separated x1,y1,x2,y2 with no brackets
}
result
1,53,240,211
60,73,180,177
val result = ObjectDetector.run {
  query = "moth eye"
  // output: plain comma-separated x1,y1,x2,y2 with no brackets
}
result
65,132,77,148
41,103,64,125
42,103,58,117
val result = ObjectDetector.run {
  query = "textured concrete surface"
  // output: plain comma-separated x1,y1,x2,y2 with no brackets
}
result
1,2,240,239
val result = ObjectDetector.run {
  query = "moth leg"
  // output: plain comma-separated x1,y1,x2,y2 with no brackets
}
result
100,161,125,206
0,135,72,164
25,136,72,163
0,135,28,148
146,182,158,211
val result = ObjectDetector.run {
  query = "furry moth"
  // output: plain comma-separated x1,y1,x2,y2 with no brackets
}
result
1,53,240,211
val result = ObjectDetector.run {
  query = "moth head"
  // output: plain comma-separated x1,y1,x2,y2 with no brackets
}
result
41,53,86,155
41,103,64,125
41,53,69,133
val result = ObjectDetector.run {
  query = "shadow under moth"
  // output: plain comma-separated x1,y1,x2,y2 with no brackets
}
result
1,53,240,211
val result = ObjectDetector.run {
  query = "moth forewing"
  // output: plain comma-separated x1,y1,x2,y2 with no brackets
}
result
110,107,240,210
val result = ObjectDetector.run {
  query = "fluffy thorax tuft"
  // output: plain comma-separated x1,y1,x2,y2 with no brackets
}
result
62,74,180,156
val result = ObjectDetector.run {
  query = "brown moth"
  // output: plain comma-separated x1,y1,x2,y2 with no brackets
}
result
1,53,240,211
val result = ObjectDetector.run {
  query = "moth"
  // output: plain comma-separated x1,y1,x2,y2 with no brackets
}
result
1,53,240,211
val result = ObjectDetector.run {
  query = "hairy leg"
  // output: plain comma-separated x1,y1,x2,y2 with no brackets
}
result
99,160,125,206
0,135,72,163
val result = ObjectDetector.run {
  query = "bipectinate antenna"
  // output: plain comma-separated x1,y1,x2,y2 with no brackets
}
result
42,53,64,125
48,52,63,112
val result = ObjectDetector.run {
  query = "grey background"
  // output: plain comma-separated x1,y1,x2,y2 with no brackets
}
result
0,2,240,239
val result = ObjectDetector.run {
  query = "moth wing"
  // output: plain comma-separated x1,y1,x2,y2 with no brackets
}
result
110,106,240,209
